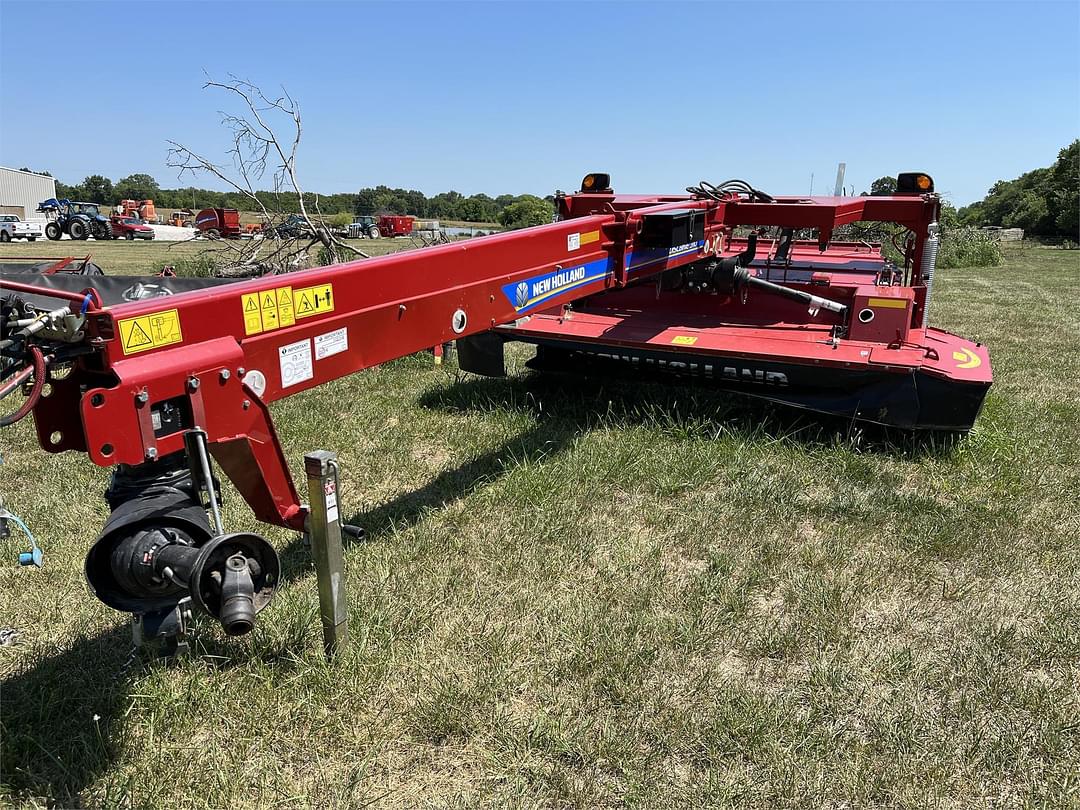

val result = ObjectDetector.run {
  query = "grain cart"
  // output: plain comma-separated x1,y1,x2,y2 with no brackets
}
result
348,215,415,238
194,208,242,239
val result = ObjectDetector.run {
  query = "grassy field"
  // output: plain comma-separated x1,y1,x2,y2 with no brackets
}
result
1,242,1078,807
0,236,429,276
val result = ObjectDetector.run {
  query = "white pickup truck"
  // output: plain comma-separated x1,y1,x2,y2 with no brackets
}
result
0,215,44,242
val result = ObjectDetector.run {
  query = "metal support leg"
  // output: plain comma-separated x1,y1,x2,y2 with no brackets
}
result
304,450,349,658
132,601,190,660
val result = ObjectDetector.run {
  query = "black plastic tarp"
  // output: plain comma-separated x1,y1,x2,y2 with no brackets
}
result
1,273,237,310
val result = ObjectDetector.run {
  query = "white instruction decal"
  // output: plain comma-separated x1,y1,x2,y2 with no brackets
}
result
567,232,580,251
278,338,313,388
324,479,339,524
315,327,348,360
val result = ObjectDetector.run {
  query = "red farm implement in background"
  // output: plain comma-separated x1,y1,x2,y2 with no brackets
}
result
377,214,413,237
0,171,991,649
194,207,242,239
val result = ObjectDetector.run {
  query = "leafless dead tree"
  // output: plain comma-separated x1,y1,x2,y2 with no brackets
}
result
167,76,366,277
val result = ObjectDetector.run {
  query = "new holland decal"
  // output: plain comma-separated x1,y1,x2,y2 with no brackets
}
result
502,258,611,314
625,240,705,275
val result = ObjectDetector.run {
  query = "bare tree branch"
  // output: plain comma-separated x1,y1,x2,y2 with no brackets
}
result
166,75,367,276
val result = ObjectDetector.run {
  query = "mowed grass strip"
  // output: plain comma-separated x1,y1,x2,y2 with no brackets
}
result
0,235,415,276
0,244,1078,807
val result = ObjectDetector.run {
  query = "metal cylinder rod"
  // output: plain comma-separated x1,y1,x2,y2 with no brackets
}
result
185,429,224,536
746,275,848,315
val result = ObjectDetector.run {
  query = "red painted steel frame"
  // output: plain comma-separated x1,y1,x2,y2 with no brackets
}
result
18,190,939,531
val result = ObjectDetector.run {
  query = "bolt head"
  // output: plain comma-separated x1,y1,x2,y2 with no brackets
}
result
187,376,200,392
145,447,158,460
219,369,231,382
135,390,149,405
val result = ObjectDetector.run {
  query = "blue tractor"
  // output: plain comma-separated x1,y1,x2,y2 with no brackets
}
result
37,198,114,241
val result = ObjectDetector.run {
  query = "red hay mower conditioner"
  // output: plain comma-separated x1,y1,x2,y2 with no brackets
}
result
0,172,991,648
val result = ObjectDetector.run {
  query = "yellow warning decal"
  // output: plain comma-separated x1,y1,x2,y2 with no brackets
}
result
118,309,183,355
293,283,334,318
260,289,280,332
579,230,600,246
241,286,296,335
277,287,296,327
868,297,908,309
952,348,982,369
671,335,698,346
241,293,263,335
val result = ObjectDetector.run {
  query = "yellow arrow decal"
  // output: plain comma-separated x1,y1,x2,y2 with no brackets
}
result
952,348,981,369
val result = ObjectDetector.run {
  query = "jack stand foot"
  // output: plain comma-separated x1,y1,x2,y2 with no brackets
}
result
132,600,191,661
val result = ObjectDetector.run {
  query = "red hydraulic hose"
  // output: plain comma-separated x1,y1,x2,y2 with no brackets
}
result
0,346,46,427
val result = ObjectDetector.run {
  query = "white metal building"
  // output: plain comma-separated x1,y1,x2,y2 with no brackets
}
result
0,166,57,220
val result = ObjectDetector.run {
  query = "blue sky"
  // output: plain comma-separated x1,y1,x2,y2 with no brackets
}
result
1,1,1076,205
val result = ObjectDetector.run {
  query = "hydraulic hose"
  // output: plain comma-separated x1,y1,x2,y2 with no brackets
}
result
687,179,775,204
0,346,46,428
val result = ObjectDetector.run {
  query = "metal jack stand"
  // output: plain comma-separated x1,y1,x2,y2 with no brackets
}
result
132,600,192,660
304,451,353,658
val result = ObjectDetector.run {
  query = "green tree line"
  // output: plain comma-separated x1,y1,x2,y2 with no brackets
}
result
863,141,1078,239
353,185,552,227
19,169,553,228
957,140,1078,239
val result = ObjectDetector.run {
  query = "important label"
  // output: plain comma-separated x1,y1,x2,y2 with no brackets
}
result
278,338,313,388
294,284,334,318
118,309,183,355
315,327,348,360
241,282,326,335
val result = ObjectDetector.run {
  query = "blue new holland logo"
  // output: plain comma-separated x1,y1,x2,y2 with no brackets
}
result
501,257,611,314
